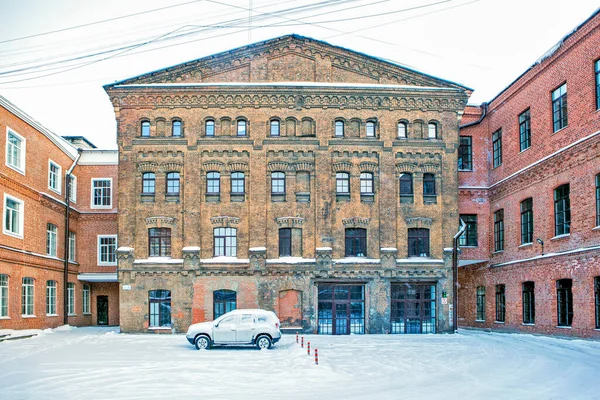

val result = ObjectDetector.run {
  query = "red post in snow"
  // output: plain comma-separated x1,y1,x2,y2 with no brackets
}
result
307,342,310,355
301,336,304,348
315,348,318,365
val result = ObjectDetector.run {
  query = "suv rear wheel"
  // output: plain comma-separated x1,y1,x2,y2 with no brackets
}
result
255,335,272,350
195,335,211,350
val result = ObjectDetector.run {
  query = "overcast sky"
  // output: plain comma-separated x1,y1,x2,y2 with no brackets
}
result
0,0,598,150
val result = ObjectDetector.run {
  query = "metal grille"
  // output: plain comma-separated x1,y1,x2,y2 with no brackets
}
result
318,284,364,335
391,283,436,334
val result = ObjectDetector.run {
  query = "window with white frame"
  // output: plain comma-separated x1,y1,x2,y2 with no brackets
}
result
68,175,77,203
214,227,237,257
3,194,24,238
83,284,90,314
67,282,75,315
6,128,26,174
98,235,117,265
22,277,34,316
91,179,112,208
46,280,57,315
48,160,61,193
46,223,57,256
68,231,76,262
0,274,8,317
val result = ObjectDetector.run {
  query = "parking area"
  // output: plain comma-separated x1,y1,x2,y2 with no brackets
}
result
1,326,599,399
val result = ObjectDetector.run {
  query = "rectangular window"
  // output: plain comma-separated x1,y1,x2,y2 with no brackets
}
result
408,228,430,257
552,83,568,132
68,175,77,203
520,198,533,244
0,274,8,317
3,194,24,238
595,277,600,329
492,129,502,168
271,172,286,195
279,228,292,257
345,228,367,257
6,129,26,174
98,235,117,265
556,279,573,327
522,281,535,324
458,136,472,171
22,277,34,316
46,280,57,315
83,284,90,314
458,214,478,247
46,223,57,257
596,60,600,110
495,284,505,322
336,173,350,195
214,227,237,257
494,209,504,252
149,228,171,257
68,232,76,262
149,290,171,327
91,179,112,208
166,172,180,196
67,282,75,315
48,160,62,193
360,172,374,195
476,286,485,321
230,172,245,194
596,174,600,227
519,109,531,151
554,184,570,236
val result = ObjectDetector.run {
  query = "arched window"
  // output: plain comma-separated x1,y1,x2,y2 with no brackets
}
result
166,172,180,195
214,227,237,257
335,120,344,137
213,289,236,319
172,120,182,137
360,172,374,194
427,122,438,139
46,280,57,315
366,121,376,138
205,119,215,136
345,228,367,257
423,173,436,195
22,277,34,316
399,173,413,203
397,122,407,138
237,120,247,136
231,172,245,194
149,290,171,327
207,172,220,194
141,121,150,137
142,172,155,194
271,172,285,194
408,228,430,257
554,184,570,236
148,228,171,257
336,172,350,194
270,120,280,137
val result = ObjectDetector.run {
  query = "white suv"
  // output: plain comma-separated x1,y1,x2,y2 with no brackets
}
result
186,309,282,350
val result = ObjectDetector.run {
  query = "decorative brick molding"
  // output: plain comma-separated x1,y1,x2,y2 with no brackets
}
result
405,217,433,228
332,161,353,173
342,217,370,227
162,162,183,172
276,216,305,227
227,161,248,172
395,162,418,174
138,161,159,172
421,163,440,173
145,216,175,227
267,161,290,172
294,162,314,172
202,161,224,171
210,216,240,227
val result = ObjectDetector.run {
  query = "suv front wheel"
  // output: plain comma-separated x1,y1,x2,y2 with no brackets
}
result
255,335,272,350
195,335,211,350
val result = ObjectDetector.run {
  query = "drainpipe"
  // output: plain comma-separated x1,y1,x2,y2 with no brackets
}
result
64,149,82,325
452,218,467,333
459,102,488,129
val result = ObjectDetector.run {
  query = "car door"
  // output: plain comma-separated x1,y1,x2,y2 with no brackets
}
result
213,315,238,344
235,314,256,343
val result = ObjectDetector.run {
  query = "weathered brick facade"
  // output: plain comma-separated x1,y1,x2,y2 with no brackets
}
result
104,35,470,334
458,10,600,338
0,96,119,330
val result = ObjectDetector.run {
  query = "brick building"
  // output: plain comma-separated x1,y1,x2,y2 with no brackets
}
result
0,95,119,330
457,10,600,338
104,35,471,334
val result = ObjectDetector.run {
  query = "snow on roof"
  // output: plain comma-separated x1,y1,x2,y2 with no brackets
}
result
78,150,118,165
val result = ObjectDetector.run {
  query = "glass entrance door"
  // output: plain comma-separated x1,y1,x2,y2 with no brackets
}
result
391,283,436,334
318,284,364,335
97,295,108,325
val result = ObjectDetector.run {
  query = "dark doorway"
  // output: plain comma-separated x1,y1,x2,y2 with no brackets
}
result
318,284,364,335
391,283,436,334
97,296,109,325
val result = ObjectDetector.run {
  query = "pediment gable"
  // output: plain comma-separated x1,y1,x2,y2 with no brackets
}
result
108,34,469,91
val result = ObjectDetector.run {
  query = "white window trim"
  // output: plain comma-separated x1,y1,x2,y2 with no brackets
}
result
97,234,118,266
22,278,34,316
3,193,24,239
46,223,58,257
0,275,8,318
82,284,90,314
46,281,57,316
90,178,113,209
48,159,62,194
67,283,75,315
5,127,26,175
68,231,76,262
68,174,77,203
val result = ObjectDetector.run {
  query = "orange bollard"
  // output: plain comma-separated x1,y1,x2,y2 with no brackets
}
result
315,348,318,365
301,336,304,348
307,341,310,355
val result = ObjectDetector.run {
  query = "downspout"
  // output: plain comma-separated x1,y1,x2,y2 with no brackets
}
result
63,149,82,325
452,218,467,333
459,102,488,129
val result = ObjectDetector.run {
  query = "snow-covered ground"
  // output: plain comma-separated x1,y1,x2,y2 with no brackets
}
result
1,327,599,400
